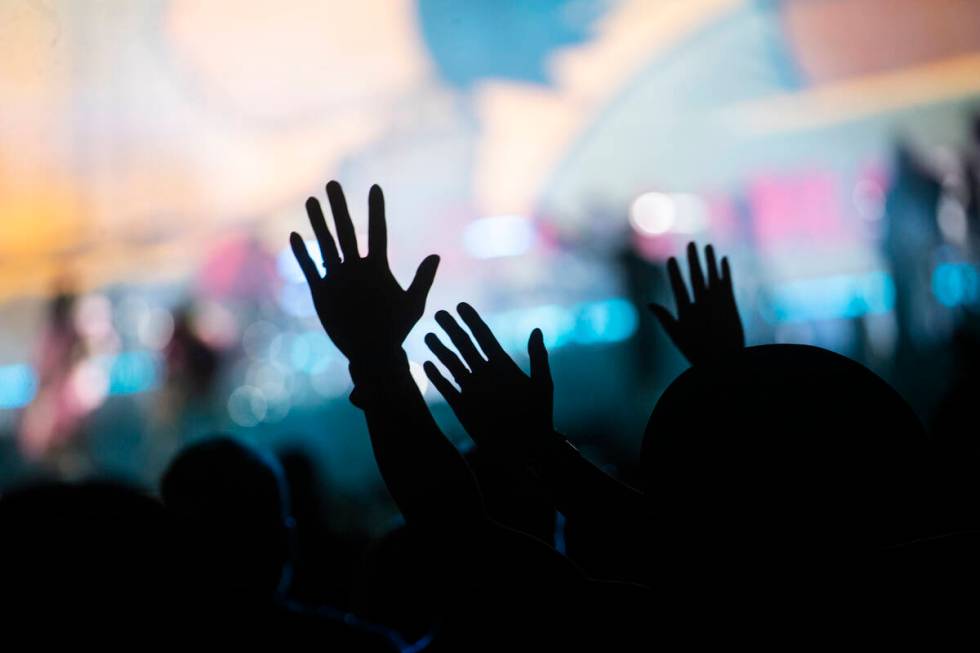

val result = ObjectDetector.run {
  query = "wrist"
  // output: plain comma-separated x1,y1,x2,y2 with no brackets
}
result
348,347,409,378
347,348,409,408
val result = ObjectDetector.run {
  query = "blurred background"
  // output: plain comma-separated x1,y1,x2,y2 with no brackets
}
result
2,0,980,533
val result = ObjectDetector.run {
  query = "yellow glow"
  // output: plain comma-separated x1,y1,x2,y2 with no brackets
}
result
724,52,980,135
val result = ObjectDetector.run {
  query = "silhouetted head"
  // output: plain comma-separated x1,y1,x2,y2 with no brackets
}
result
0,481,183,618
161,436,293,597
642,345,945,569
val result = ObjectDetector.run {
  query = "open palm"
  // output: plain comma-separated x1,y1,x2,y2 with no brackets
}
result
423,302,554,461
649,242,744,366
290,181,439,362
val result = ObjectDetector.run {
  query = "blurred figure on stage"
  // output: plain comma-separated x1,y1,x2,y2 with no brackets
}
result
18,283,90,473
147,304,223,475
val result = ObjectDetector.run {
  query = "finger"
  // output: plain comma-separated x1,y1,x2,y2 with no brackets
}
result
666,257,691,312
528,328,553,389
326,180,359,260
687,241,706,300
721,256,733,290
406,255,440,317
649,303,682,344
705,244,720,287
423,361,462,408
305,197,341,272
424,332,470,384
290,232,320,286
456,302,507,361
435,310,485,369
367,184,388,263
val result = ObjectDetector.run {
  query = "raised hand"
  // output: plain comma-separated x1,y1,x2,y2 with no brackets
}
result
649,242,744,366
425,305,649,571
423,303,554,461
290,181,439,362
292,184,484,528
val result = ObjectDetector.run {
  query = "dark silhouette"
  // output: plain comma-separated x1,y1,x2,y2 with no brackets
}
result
931,322,980,456
292,181,653,649
649,242,744,366
0,481,187,624
418,240,977,624
423,305,553,462
462,445,558,547
161,435,403,649
354,445,560,644
277,447,366,610
423,300,650,585
357,521,444,646
161,436,295,596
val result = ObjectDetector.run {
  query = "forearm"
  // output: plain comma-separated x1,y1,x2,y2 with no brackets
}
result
528,431,646,525
529,431,651,584
349,348,486,530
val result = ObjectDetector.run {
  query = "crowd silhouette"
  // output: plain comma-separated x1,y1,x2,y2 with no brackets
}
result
2,179,978,645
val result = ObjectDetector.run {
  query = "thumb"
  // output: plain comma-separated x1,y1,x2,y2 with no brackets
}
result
406,254,440,316
648,303,681,343
528,328,553,390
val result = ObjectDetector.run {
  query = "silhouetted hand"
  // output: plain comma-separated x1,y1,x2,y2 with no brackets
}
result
649,242,744,366
423,303,554,460
290,181,439,362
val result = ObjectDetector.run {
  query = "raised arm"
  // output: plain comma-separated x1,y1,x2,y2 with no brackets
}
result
422,303,645,527
290,181,484,531
649,242,744,366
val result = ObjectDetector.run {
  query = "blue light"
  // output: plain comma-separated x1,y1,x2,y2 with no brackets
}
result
573,298,638,344
418,298,637,374
418,0,605,89
480,298,637,352
768,271,895,323
932,263,979,308
485,304,574,351
462,215,536,259
104,351,161,396
0,364,38,409
278,282,317,318
291,330,339,374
